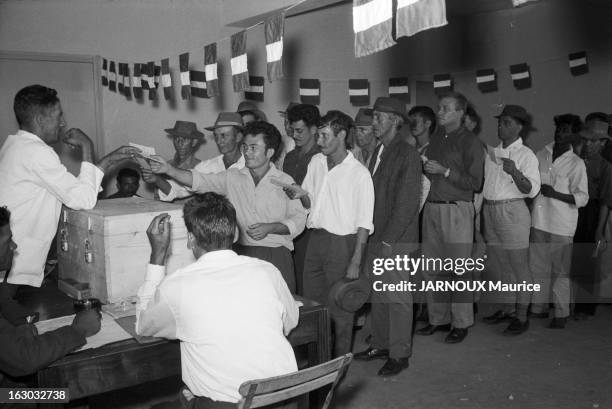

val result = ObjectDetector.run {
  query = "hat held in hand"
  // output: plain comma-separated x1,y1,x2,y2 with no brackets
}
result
330,277,371,313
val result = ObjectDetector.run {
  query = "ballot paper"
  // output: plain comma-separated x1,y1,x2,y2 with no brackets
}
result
129,142,156,158
35,312,132,351
269,178,294,190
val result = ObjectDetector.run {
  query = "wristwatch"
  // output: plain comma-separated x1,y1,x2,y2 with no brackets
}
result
444,168,451,178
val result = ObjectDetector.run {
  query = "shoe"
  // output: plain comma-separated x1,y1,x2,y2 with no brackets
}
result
503,318,529,335
415,323,451,336
353,347,389,361
483,310,514,324
444,328,468,344
377,358,409,377
549,317,567,329
528,311,549,319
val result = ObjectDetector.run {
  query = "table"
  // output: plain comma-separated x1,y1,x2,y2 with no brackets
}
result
34,295,330,408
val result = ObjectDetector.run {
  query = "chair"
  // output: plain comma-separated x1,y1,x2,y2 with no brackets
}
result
236,353,353,409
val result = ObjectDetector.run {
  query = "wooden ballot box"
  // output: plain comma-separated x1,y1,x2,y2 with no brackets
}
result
57,197,195,303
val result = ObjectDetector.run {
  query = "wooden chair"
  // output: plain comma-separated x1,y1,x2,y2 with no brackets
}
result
236,353,353,409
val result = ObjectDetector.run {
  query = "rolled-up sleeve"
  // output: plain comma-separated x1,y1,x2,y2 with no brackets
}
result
355,171,375,234
570,161,589,208
135,264,177,339
191,169,229,195
520,150,541,198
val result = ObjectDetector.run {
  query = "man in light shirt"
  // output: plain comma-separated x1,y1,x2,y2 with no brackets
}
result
481,105,540,335
136,193,298,407
0,84,138,293
285,110,374,357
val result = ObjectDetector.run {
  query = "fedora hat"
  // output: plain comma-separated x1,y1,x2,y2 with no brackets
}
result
495,104,531,125
164,121,204,139
237,101,268,122
373,97,407,121
354,108,374,127
330,277,371,313
580,119,611,141
205,112,244,131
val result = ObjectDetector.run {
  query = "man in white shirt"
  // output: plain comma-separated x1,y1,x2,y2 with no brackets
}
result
530,124,588,329
136,193,298,407
481,105,540,335
0,84,138,292
285,110,374,357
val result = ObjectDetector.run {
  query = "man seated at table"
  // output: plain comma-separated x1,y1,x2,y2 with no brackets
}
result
136,193,299,408
0,206,101,391
105,167,141,199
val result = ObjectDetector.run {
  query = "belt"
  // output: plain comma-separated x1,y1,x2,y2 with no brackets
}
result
427,200,457,205
484,198,524,205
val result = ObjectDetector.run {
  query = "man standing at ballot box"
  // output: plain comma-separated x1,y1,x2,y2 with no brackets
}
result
136,194,298,408
417,92,484,344
0,84,138,294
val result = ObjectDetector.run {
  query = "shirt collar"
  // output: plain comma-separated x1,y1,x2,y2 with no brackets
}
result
17,129,44,143
497,138,523,151
196,249,238,264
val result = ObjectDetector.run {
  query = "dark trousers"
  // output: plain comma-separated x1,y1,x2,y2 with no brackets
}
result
235,245,296,294
292,228,311,296
572,200,600,315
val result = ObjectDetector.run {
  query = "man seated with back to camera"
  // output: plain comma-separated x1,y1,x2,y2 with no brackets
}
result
135,193,299,409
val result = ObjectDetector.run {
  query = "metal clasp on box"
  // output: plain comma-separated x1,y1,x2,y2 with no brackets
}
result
60,228,68,252
84,239,93,264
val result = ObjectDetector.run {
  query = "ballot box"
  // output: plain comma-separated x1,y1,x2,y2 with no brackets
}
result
57,197,195,303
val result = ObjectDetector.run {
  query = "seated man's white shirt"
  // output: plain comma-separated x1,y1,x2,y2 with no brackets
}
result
301,152,374,235
158,155,245,202
135,250,299,403
0,130,103,286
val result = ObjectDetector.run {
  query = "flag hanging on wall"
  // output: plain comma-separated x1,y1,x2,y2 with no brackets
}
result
265,12,285,82
117,63,125,94
300,79,320,105
101,59,108,87
349,79,370,106
245,76,264,101
231,31,250,92
433,73,452,94
122,63,131,98
141,63,150,91
353,0,396,58
108,61,117,92
147,62,157,100
476,68,497,93
388,77,409,101
205,43,220,97
190,70,208,98
510,63,531,89
396,0,447,39
133,63,143,99
154,65,161,89
161,58,172,100
179,53,191,100
569,51,588,76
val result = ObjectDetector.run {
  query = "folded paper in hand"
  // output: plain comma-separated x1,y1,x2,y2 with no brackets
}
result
129,142,156,158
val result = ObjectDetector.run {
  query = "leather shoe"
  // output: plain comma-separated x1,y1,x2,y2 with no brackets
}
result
377,358,409,377
415,323,451,336
503,318,529,335
444,328,468,344
483,310,514,324
549,317,567,329
353,347,389,361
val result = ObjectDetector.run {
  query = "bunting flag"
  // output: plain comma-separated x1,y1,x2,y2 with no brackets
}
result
353,0,396,58
299,79,320,105
108,61,117,92
179,53,191,100
569,51,588,76
154,65,161,89
388,77,410,101
147,61,157,100
141,63,150,91
133,63,143,99
265,12,285,82
190,70,208,98
396,0,447,39
244,76,264,101
117,63,125,94
205,43,220,97
101,59,108,86
349,79,370,106
161,58,172,100
476,68,497,93
122,63,131,98
433,73,452,94
510,63,531,89
231,31,250,92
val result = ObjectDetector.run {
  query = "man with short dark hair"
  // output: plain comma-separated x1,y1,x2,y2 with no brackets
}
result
408,105,436,156
149,122,306,292
0,84,137,291
106,168,141,199
136,193,298,407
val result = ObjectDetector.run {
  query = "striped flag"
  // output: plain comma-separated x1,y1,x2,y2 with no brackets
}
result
205,43,220,97
569,51,588,76
190,70,208,98
133,63,143,99
179,53,191,100
161,58,172,100
300,79,320,105
101,58,108,86
265,12,285,82
245,76,264,101
141,63,150,91
154,65,161,89
231,31,250,92
476,68,497,93
147,61,157,100
353,0,396,58
109,61,117,92
123,63,131,98
510,63,531,89
117,63,125,94
349,79,369,106
396,0,447,39
433,73,452,94
388,77,409,101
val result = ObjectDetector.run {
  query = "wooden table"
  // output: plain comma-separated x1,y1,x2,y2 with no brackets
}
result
34,295,330,408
